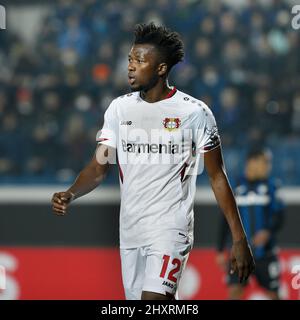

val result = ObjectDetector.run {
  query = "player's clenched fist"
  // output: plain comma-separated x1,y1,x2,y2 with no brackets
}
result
51,191,75,216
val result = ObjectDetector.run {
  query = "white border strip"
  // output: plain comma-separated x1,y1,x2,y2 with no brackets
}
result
0,186,299,205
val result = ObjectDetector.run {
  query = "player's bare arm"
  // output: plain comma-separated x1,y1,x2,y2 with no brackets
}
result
51,144,112,216
204,146,255,283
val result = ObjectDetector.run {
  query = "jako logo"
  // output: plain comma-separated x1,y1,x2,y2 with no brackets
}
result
0,5,6,30
0,265,5,290
120,120,132,125
291,5,300,30
291,265,300,290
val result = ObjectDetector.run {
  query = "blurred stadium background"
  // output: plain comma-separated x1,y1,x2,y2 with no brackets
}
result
0,0,300,299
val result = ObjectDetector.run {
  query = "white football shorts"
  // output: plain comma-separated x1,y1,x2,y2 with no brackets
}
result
120,238,192,300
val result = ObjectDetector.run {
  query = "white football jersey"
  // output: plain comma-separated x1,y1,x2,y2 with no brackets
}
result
96,88,220,249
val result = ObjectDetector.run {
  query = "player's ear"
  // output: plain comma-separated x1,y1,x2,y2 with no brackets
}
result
157,63,168,76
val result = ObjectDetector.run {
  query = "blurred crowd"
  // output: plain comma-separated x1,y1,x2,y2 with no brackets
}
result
0,0,300,184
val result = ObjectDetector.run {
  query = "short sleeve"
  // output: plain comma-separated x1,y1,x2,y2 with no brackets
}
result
197,106,221,153
96,100,118,148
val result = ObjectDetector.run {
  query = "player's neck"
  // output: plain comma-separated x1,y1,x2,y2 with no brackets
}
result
246,173,266,182
140,80,174,103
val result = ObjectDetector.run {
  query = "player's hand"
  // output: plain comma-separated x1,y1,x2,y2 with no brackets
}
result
230,237,255,283
252,229,271,247
216,252,228,271
51,191,75,216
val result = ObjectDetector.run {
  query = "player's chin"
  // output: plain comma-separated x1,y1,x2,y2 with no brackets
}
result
129,83,143,92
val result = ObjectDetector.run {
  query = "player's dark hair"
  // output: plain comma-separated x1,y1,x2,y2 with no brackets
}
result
246,146,272,161
133,22,184,72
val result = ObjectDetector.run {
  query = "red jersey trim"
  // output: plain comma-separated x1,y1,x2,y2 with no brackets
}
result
116,156,124,184
97,138,109,142
164,87,177,99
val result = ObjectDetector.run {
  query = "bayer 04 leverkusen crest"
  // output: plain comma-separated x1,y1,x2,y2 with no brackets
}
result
163,118,181,131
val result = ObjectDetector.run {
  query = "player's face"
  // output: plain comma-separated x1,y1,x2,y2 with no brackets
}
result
128,44,162,92
256,154,272,178
247,154,271,179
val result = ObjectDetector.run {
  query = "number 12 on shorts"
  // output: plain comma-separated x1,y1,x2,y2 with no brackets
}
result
160,255,181,282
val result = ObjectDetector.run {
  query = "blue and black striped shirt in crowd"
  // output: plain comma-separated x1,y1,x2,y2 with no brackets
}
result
217,177,285,259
